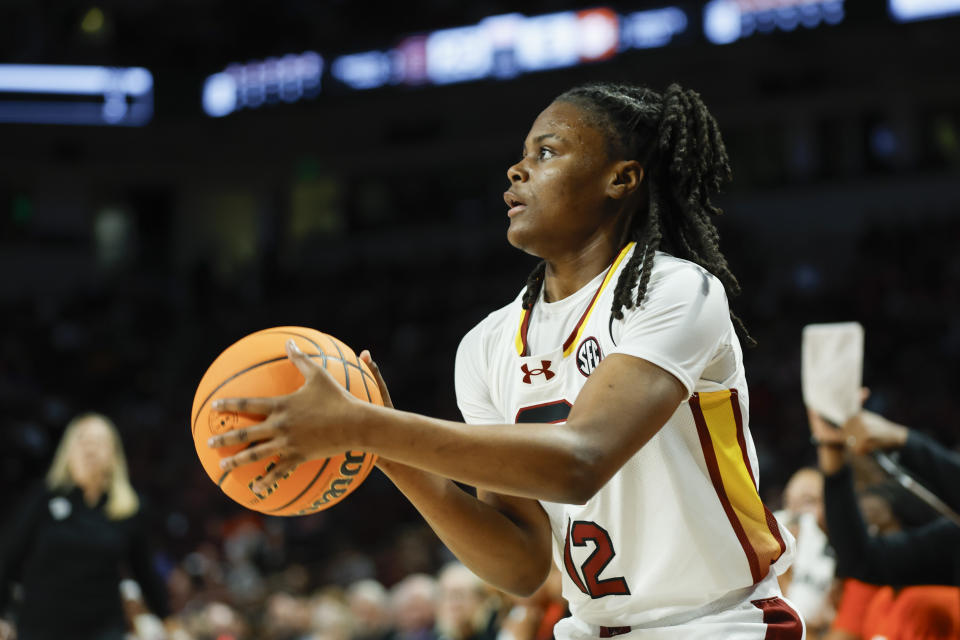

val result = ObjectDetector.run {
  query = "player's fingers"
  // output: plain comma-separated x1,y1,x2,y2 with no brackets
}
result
286,339,320,379
207,413,286,449
217,437,288,471
252,458,301,496
360,349,394,409
212,395,281,415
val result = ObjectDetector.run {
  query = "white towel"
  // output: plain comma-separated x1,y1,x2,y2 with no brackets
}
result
801,322,864,425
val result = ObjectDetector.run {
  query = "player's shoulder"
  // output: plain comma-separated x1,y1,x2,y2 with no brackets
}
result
647,251,724,293
613,251,731,334
633,251,729,310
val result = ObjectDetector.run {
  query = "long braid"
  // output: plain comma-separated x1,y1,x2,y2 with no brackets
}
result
553,82,754,346
521,261,546,310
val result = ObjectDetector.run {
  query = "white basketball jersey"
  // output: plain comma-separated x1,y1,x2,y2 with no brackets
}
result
455,243,794,627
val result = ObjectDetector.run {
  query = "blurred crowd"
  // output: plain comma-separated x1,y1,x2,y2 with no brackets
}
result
2,203,960,638
124,533,565,640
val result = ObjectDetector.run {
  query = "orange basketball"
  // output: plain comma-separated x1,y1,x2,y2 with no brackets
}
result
191,326,381,516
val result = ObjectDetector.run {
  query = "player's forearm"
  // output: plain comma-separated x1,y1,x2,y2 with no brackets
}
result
357,405,599,503
376,460,551,596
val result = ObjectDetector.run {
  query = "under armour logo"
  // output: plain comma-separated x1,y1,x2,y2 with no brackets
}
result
521,360,555,384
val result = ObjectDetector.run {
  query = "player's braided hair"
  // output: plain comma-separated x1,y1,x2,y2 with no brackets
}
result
519,82,754,345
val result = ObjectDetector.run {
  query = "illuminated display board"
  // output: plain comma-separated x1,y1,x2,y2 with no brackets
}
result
202,0,858,117
204,5,691,117
889,0,960,21
203,51,322,118
703,0,844,45
0,64,153,126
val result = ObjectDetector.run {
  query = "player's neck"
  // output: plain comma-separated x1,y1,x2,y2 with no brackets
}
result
542,236,621,303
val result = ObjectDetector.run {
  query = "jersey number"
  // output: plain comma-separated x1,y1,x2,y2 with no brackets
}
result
563,519,631,598
515,404,630,598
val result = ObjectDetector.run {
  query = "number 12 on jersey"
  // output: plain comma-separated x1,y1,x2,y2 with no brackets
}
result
563,518,631,598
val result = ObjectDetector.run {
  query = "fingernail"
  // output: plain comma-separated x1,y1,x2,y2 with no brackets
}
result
207,437,216,447
212,399,222,409
287,339,299,351
219,459,229,469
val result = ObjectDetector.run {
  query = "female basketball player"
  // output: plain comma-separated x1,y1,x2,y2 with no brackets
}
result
210,83,804,639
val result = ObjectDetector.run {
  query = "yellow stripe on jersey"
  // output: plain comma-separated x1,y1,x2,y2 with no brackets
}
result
515,308,529,356
692,389,785,584
560,241,635,358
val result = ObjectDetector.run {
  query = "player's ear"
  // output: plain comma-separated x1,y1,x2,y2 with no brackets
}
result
607,161,644,201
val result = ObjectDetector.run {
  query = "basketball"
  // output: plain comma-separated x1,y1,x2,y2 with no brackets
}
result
191,326,382,516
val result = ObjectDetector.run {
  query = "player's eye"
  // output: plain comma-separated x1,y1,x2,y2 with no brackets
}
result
538,147,555,160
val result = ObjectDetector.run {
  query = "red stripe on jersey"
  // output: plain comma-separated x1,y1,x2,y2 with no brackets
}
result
561,280,605,355
730,390,756,485
729,391,786,559
752,597,804,639
690,393,764,584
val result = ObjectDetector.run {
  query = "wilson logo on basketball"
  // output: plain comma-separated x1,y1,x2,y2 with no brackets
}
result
576,337,603,377
521,360,555,385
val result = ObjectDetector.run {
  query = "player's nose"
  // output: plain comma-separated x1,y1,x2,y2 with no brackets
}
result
507,159,528,183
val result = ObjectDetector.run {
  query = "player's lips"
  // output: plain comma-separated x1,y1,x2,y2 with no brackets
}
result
504,191,527,217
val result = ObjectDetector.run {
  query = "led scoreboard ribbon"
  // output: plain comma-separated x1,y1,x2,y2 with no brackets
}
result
202,6,690,117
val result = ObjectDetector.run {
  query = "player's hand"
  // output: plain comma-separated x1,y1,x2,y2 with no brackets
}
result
842,410,909,455
208,339,367,489
359,349,394,410
361,349,411,475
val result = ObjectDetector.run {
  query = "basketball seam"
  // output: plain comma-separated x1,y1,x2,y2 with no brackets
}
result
355,353,373,402
325,335,352,392
258,329,377,387
262,329,328,370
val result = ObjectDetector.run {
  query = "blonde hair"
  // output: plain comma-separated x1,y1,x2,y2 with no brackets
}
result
46,412,140,520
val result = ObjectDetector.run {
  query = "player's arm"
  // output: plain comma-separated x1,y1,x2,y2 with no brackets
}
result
212,342,686,505
211,265,716,504
361,353,553,597
378,460,553,596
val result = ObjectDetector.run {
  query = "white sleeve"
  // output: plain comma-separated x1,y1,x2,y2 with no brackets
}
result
609,261,731,396
454,322,504,425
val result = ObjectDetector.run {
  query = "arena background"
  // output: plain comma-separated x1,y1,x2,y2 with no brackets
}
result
2,0,959,615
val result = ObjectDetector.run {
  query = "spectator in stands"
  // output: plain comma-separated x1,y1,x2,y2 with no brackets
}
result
347,579,393,640
825,481,959,639
495,566,566,640
387,574,437,640
807,405,960,586
775,468,836,636
435,563,496,640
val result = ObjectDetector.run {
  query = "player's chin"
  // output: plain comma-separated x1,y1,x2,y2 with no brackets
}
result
506,219,543,256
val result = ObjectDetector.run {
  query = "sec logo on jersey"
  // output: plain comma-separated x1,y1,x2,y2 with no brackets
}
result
576,337,603,377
